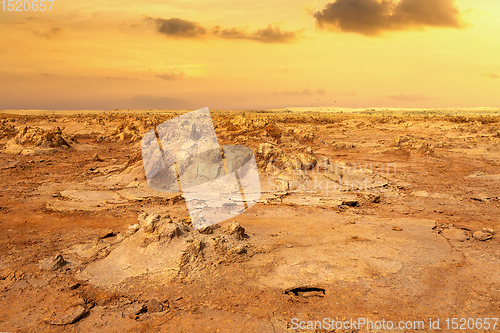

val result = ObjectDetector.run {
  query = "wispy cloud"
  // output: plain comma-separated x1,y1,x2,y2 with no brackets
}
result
146,17,207,38
146,17,299,43
30,27,62,40
155,70,186,81
212,25,298,43
314,0,464,36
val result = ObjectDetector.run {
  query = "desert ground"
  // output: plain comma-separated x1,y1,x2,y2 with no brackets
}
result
0,109,499,332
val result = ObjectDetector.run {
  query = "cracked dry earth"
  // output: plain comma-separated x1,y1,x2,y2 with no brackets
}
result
0,110,499,332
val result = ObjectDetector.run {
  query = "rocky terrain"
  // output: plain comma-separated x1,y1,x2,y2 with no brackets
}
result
0,109,499,332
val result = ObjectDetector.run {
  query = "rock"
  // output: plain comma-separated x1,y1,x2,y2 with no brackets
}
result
47,305,86,325
125,303,146,319
392,226,403,232
225,222,246,240
264,124,282,141
473,231,493,241
93,153,103,162
160,223,182,240
4,126,72,155
145,299,164,313
232,244,247,255
257,143,278,164
483,228,495,235
99,229,114,239
295,129,315,143
198,224,219,235
125,224,140,237
40,254,67,271
396,181,413,190
296,147,317,170
179,239,204,268
341,196,359,207
139,213,160,234
442,228,468,242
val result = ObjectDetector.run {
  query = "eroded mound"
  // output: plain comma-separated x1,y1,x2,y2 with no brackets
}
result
3,126,75,155
0,119,16,140
75,213,255,287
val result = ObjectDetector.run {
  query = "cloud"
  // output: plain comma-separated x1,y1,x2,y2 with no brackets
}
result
146,17,298,43
314,0,463,36
389,93,429,101
487,74,499,79
155,70,186,81
315,88,327,95
252,25,298,43
146,17,207,38
275,88,327,96
212,25,298,43
30,27,62,40
129,95,189,109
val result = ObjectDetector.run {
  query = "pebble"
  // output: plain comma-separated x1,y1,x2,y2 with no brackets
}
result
145,299,164,313
473,231,493,241
46,306,86,325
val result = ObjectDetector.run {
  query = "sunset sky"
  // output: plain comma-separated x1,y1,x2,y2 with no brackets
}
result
0,0,499,110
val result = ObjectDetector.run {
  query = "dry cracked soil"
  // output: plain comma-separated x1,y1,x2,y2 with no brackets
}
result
0,109,499,332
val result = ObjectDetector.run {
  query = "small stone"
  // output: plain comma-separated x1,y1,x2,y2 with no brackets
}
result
473,231,493,241
125,303,145,319
160,224,182,240
125,224,140,237
341,196,359,207
139,214,160,234
145,299,164,313
68,282,80,290
392,226,403,232
47,305,86,325
99,229,115,239
198,225,219,235
483,228,495,235
93,153,103,162
225,222,246,240
233,244,247,255
50,254,67,271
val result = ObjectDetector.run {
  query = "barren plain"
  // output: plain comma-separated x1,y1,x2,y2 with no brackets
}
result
0,109,499,332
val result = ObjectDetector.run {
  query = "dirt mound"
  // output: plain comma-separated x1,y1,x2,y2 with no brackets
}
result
293,127,316,144
3,126,75,155
256,143,317,172
381,135,437,158
109,121,143,142
75,213,255,287
0,120,16,139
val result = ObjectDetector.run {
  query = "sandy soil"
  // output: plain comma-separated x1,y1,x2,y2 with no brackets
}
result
0,109,499,332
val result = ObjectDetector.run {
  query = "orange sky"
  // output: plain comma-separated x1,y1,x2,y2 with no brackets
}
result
0,0,499,110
